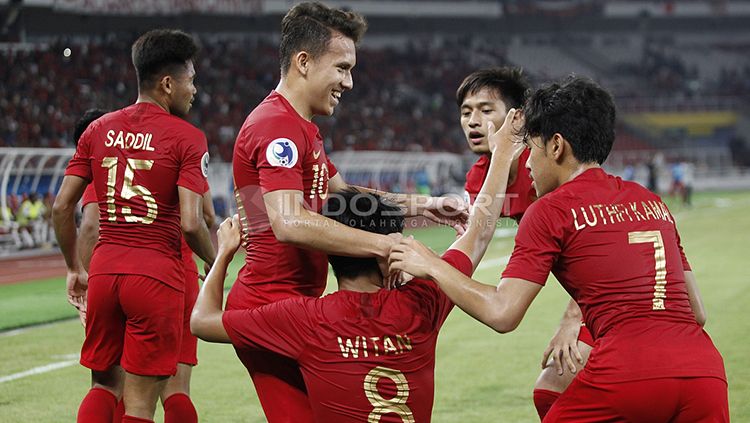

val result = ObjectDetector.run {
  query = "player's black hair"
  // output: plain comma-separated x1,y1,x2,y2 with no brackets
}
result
523,76,616,165
131,29,199,90
456,67,530,110
73,108,107,146
279,1,367,75
322,190,404,280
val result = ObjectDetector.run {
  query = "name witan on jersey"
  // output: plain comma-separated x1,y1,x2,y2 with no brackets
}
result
337,334,413,359
105,130,155,151
571,200,674,231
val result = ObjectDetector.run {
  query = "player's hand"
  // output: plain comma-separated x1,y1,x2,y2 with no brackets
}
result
77,308,87,328
541,319,584,376
217,214,241,257
388,236,441,279
66,269,88,315
487,108,525,161
422,195,469,236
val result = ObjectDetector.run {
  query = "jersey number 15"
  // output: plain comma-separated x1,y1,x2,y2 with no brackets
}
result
101,157,158,224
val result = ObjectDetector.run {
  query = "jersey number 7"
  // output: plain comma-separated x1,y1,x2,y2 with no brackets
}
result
628,230,667,310
101,157,158,224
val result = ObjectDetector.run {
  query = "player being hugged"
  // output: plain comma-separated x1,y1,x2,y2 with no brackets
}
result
390,77,728,422
53,29,215,423
228,2,468,421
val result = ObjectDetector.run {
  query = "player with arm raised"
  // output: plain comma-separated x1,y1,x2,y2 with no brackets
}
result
53,29,215,423
457,67,596,419
390,77,726,422
229,3,467,421
193,110,523,421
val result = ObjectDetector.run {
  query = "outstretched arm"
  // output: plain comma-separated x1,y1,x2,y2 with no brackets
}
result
389,237,542,333
190,215,241,343
448,109,525,269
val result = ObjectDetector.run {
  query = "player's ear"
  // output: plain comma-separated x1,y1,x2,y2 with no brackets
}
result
294,51,310,77
160,75,173,95
549,133,565,162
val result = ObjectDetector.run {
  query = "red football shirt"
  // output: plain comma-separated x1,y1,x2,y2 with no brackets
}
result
464,149,535,221
230,91,338,309
503,168,725,383
66,102,209,290
81,180,205,276
223,249,472,423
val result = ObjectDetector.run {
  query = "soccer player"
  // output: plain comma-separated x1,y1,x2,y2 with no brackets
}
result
193,111,524,421
390,77,727,422
457,67,596,418
52,29,216,423
73,107,214,422
230,2,468,421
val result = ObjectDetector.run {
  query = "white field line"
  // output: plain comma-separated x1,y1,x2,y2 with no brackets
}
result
0,320,75,338
0,354,79,384
477,255,510,270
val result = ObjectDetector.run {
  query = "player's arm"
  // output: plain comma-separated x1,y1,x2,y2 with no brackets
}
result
448,109,524,269
684,270,706,326
264,189,394,259
190,215,241,343
179,187,216,267
202,190,216,229
78,202,99,272
52,175,88,311
329,173,469,235
389,237,542,333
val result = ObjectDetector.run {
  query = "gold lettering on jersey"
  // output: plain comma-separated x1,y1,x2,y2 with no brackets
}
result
310,163,329,200
105,130,155,151
364,367,415,423
571,201,673,232
337,334,413,359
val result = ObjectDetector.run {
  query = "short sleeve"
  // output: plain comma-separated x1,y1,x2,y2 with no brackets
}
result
81,184,97,207
176,129,209,195
501,200,565,285
222,298,313,359
326,155,338,178
65,126,93,181
254,122,309,193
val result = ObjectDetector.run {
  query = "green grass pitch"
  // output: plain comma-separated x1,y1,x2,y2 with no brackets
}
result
0,191,748,422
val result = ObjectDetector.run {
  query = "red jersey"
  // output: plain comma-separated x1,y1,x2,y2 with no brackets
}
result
65,102,209,290
503,168,725,383
464,149,535,221
231,91,338,308
223,249,472,423
81,181,204,275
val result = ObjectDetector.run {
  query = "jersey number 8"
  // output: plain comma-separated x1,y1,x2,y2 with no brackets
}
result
364,366,415,422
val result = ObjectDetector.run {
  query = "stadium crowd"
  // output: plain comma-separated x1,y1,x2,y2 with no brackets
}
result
2,33,746,161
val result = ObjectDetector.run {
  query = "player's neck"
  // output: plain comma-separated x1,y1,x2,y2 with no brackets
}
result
275,80,313,121
562,162,600,185
337,274,383,293
136,92,170,114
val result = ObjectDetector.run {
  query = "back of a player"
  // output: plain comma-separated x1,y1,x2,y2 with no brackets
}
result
68,104,208,378
529,170,727,422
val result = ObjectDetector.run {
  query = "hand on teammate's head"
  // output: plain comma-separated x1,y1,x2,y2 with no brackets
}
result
217,214,241,256
487,108,525,160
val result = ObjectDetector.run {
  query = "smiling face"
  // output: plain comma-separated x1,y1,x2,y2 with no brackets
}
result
167,60,197,119
460,88,509,155
305,33,356,117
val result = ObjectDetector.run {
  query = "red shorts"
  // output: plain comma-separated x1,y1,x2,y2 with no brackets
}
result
544,375,728,422
226,288,314,423
178,269,199,366
578,323,594,347
80,274,184,376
